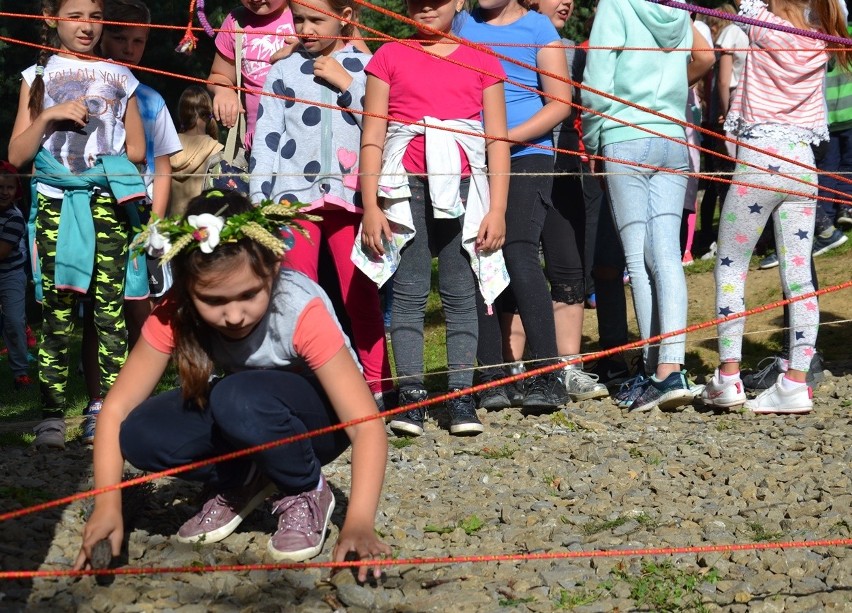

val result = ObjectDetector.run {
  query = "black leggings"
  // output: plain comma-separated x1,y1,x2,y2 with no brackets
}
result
476,155,561,379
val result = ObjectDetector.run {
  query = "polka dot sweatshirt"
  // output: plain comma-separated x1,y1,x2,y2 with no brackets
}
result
249,45,367,213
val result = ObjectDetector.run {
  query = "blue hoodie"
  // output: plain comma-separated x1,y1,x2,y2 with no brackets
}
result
581,0,692,155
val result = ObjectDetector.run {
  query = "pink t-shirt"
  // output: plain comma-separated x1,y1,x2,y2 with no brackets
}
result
215,7,296,149
366,41,505,175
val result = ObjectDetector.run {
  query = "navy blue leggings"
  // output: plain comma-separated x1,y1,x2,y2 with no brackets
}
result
120,370,351,493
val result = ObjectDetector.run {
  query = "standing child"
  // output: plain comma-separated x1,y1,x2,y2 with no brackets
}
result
9,0,146,451
458,0,573,412
250,0,393,404
582,0,713,413
356,0,511,436
207,0,297,150
73,190,390,572
170,86,224,218
700,0,850,414
0,163,32,391
76,0,185,443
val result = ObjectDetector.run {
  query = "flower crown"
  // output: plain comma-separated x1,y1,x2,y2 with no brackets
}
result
133,197,321,264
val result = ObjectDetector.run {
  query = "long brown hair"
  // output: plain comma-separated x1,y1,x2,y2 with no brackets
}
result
29,0,71,119
170,190,281,407
177,85,219,139
807,0,851,68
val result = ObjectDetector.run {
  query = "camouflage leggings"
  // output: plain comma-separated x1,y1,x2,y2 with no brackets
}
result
36,193,129,416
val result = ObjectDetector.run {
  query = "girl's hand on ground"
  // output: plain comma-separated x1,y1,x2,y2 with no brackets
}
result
333,527,392,582
361,207,391,256
313,57,353,92
72,507,124,571
212,89,242,129
476,211,506,252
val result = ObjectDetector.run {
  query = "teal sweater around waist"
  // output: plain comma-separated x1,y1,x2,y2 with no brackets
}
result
581,0,691,155
30,150,150,300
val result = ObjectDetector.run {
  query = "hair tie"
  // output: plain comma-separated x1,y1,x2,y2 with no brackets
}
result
35,65,45,77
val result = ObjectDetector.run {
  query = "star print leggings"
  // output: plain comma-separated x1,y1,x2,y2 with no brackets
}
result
716,136,819,372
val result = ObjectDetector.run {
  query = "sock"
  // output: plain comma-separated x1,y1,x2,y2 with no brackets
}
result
780,375,806,391
778,358,790,372
719,369,740,383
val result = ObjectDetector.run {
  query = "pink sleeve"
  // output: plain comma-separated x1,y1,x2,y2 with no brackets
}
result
479,51,506,90
365,44,392,84
293,298,346,370
214,13,237,61
140,298,177,354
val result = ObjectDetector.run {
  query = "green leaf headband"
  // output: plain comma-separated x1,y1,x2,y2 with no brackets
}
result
132,196,321,264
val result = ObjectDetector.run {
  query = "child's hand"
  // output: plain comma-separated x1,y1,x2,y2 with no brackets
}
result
212,88,243,129
476,210,506,253
313,57,353,93
72,505,124,570
271,36,300,63
333,525,392,582
47,99,90,129
361,207,392,256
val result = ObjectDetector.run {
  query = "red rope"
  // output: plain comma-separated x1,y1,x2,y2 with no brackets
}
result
1,538,849,580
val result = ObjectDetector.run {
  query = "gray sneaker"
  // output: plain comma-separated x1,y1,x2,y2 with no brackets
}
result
177,469,276,544
33,418,66,451
561,358,609,401
268,475,335,561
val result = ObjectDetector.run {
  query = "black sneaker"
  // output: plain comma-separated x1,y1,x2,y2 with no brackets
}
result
505,361,526,405
741,352,824,392
477,384,511,411
522,371,570,411
812,227,848,256
446,391,484,436
388,388,428,437
587,356,631,388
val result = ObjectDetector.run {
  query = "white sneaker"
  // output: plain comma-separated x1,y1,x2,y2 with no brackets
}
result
562,359,609,401
745,374,812,414
699,369,746,408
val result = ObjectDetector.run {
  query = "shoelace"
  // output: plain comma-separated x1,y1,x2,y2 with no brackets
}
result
563,368,603,387
272,492,322,535
750,357,783,386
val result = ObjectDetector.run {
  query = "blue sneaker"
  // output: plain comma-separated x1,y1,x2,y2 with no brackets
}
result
629,371,693,413
613,374,649,408
81,398,103,445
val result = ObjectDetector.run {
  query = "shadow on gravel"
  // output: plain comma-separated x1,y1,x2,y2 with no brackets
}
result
0,443,92,607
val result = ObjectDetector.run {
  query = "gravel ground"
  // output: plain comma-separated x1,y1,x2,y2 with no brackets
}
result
0,363,850,612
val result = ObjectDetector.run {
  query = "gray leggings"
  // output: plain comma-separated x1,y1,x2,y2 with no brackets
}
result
390,177,477,391
716,137,819,372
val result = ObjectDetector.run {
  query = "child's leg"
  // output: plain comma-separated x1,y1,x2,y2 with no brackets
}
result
390,178,433,391
715,140,784,366
35,195,78,415
120,372,350,491
90,198,129,395
321,209,392,394
0,267,30,378
432,182,478,391
281,219,322,281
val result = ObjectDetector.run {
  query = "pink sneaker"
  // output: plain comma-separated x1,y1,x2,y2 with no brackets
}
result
177,470,276,544
267,475,335,561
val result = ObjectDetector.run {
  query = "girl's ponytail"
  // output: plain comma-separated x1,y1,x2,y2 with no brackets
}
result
811,0,851,68
29,1,61,120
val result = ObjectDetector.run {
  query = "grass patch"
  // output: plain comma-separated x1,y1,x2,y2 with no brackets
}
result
611,561,719,613
550,411,584,430
583,516,629,536
389,437,416,450
499,595,536,607
0,485,52,507
477,444,516,459
554,585,606,610
424,514,486,537
747,521,784,542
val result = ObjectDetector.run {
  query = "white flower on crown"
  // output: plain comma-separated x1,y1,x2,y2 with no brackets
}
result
144,220,172,258
187,213,226,253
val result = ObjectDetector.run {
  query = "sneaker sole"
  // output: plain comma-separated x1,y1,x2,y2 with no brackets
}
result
569,388,610,402
267,492,336,562
700,394,747,408
813,234,848,256
449,422,485,435
176,482,277,544
388,420,424,437
746,404,812,415
758,260,779,270
631,389,694,413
